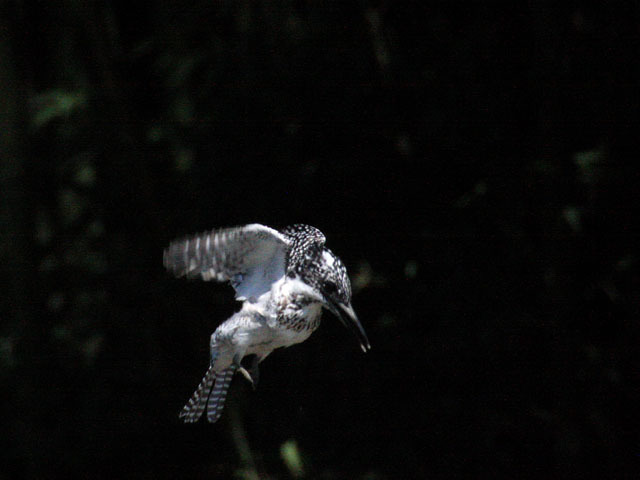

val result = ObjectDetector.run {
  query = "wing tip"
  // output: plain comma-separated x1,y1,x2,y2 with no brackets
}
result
163,247,187,277
163,235,200,278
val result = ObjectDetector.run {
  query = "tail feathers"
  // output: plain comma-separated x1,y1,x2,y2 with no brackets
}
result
179,366,216,423
206,365,237,423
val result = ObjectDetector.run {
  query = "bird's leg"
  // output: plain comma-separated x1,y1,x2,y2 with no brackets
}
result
233,354,256,389
233,354,260,390
247,355,260,390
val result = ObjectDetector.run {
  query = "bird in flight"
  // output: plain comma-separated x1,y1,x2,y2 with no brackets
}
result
163,223,370,423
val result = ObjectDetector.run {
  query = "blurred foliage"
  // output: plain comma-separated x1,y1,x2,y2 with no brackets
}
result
1,1,639,479
280,439,305,478
30,89,87,128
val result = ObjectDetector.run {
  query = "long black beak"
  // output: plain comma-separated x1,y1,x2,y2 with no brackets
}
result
326,300,371,352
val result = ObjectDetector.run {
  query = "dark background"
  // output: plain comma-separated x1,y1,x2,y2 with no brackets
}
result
1,2,639,479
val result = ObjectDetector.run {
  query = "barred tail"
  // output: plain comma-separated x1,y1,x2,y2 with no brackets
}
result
206,364,237,423
179,366,216,423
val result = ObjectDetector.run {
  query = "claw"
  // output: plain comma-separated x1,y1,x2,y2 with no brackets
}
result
238,365,253,384
248,355,260,390
233,355,260,390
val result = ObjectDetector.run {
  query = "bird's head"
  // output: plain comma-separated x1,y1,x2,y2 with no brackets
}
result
297,247,371,352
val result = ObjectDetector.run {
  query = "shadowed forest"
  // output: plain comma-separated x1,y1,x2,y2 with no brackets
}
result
1,2,639,479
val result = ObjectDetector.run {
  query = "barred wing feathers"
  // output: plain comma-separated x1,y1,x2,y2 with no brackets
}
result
164,224,290,300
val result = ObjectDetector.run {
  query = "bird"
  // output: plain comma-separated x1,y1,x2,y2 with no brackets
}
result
163,223,370,423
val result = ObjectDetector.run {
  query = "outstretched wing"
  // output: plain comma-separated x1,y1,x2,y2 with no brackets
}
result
163,224,290,301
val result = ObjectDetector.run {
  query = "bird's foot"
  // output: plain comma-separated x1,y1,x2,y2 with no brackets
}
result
234,355,260,390
247,355,259,390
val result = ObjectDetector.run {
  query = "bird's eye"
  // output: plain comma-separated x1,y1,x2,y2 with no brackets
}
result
323,281,338,295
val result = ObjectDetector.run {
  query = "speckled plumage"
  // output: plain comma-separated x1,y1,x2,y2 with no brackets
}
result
164,223,370,423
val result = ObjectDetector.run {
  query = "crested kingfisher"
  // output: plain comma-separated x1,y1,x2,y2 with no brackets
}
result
163,223,370,423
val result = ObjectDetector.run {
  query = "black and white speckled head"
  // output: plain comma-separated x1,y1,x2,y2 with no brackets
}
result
281,224,325,270
280,224,370,351
281,225,348,300
310,247,352,305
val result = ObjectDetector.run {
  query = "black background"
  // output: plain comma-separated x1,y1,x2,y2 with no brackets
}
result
1,2,639,479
